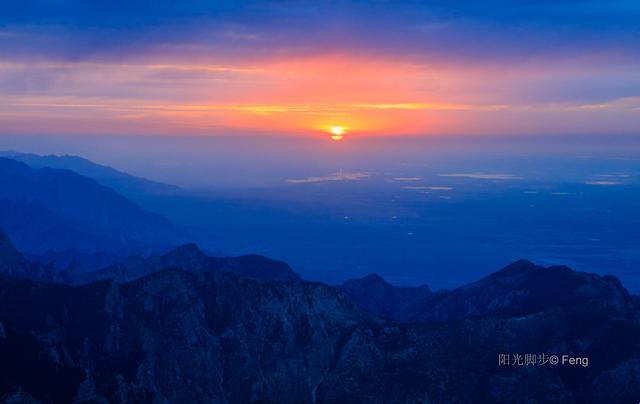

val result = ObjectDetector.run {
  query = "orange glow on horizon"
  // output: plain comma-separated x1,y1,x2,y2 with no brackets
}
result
1,55,637,136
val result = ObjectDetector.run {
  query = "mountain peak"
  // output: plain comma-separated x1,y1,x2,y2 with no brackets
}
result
74,243,302,284
163,243,205,259
212,255,302,282
349,273,390,286
489,259,538,278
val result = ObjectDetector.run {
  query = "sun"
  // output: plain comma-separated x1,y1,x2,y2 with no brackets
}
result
329,126,346,141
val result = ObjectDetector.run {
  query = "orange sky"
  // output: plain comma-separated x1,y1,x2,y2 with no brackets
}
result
1,55,639,138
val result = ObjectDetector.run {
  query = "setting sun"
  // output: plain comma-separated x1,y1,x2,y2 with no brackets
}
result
329,126,346,141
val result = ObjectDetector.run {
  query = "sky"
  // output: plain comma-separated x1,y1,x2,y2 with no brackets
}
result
1,1,639,137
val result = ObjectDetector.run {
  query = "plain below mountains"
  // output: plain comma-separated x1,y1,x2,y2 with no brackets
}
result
1,228,639,403
0,157,183,255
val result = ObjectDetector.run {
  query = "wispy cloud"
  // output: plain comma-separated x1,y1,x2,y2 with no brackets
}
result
393,177,422,181
585,181,622,186
286,171,369,184
402,186,453,190
595,173,630,178
438,173,521,180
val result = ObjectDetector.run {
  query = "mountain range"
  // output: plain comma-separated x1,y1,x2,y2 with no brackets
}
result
73,242,301,284
342,260,633,323
0,227,299,285
1,227,639,402
0,157,183,255
0,150,181,200
2,151,640,402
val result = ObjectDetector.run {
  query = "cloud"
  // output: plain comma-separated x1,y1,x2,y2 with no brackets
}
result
585,181,622,186
402,186,453,190
286,171,369,184
585,173,629,185
393,177,422,181
607,157,639,161
438,173,521,180
595,173,630,178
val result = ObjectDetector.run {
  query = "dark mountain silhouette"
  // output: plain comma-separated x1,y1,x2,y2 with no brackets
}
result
1,229,640,401
340,260,632,323
0,268,372,403
410,259,633,322
340,273,432,320
75,243,301,284
0,150,181,199
0,157,183,254
0,259,638,401
0,227,299,285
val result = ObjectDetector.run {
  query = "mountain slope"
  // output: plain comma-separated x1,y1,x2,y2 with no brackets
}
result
340,273,432,320
0,157,182,254
0,268,372,403
0,228,68,281
0,229,30,278
319,301,640,403
0,199,134,255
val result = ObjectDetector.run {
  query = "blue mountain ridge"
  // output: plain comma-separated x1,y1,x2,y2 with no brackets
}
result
0,157,184,255
0,227,639,402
